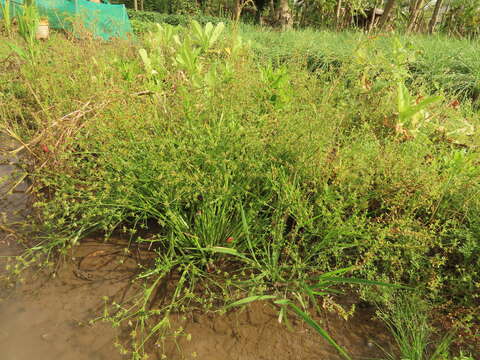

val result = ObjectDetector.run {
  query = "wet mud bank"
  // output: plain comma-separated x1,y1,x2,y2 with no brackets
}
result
0,134,127,360
0,134,392,360
1,135,29,279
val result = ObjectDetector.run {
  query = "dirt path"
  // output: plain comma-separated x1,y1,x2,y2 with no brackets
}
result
0,134,392,360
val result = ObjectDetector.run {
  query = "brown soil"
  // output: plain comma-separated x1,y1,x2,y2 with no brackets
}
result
0,250,126,360
165,301,390,360
0,240,391,360
1,135,392,360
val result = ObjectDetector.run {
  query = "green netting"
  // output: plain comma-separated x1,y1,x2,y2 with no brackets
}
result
0,0,132,40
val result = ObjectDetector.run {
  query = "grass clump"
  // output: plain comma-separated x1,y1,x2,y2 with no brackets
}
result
0,18,479,359
378,295,477,360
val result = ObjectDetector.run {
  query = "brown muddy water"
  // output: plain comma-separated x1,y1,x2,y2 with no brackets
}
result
0,134,392,360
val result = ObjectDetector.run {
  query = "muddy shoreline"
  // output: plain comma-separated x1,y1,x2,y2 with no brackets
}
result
0,134,392,360
1,134,126,360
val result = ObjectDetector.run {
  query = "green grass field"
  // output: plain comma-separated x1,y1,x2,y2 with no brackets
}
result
1,16,479,359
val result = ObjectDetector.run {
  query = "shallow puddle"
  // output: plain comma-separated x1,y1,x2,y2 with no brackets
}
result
0,134,392,360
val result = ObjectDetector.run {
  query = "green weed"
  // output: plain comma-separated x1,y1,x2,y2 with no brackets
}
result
0,0,12,37
377,295,462,360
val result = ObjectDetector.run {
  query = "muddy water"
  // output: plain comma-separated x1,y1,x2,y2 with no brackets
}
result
0,135,28,265
0,135,126,360
0,260,128,360
0,134,391,360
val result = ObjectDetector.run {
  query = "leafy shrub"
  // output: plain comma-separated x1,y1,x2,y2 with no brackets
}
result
120,0,200,14
127,9,229,30
130,18,157,34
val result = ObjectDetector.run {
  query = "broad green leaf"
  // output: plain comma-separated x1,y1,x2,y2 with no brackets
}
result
202,246,251,262
400,96,442,122
210,22,225,46
191,20,202,34
139,49,151,72
205,22,213,37
398,82,408,113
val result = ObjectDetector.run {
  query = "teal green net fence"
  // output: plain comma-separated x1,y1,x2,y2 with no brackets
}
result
0,0,132,40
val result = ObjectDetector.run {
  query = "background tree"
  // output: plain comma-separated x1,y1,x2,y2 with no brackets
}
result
121,0,480,38
428,0,444,33
378,0,397,29
407,0,425,32
277,0,292,29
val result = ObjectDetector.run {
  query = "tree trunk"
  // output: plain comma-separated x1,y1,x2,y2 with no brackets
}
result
235,0,241,21
335,0,343,29
277,0,293,30
415,10,425,32
428,0,444,34
368,3,381,32
407,0,424,32
377,0,396,30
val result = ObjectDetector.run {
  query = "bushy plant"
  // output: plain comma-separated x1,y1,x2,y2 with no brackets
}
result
0,0,13,37
127,9,229,31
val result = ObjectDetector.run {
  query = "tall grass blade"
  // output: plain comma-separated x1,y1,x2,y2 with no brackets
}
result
226,295,277,309
287,302,352,360
313,277,410,289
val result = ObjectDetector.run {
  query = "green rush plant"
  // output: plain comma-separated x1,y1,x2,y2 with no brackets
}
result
0,0,13,37
377,295,457,360
17,0,39,59
227,267,405,360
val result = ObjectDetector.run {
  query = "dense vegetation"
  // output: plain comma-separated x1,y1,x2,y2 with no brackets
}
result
1,2,479,359
129,9,480,107
121,0,480,38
